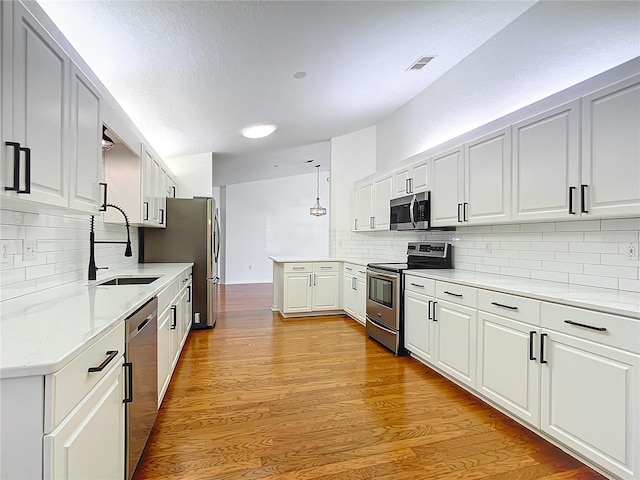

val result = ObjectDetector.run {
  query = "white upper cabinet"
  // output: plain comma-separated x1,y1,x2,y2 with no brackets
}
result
355,183,373,231
512,101,580,221
392,157,429,198
2,1,69,207
464,127,512,224
373,175,393,230
581,75,640,218
68,63,102,213
430,146,464,227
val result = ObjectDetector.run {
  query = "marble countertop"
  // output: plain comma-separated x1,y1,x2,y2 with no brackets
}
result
0,263,193,379
269,257,370,267
406,269,640,319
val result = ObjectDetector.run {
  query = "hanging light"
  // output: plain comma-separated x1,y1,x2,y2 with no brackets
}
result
102,126,115,151
309,165,326,217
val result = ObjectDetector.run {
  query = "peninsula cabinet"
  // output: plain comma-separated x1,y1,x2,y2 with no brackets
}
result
1,1,102,214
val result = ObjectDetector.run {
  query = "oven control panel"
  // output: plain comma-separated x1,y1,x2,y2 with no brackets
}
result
407,242,449,257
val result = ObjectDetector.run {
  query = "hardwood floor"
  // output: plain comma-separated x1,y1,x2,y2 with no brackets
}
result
133,284,605,480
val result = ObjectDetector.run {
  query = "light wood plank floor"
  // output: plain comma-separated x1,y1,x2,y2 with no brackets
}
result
133,283,604,480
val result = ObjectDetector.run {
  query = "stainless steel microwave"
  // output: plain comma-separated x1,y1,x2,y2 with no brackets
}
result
390,191,431,230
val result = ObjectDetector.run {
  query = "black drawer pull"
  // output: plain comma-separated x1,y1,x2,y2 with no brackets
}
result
5,142,21,191
529,331,537,361
444,291,462,298
540,333,548,364
563,320,606,332
88,350,119,372
99,182,108,211
410,283,424,288
123,362,133,403
18,146,31,194
491,301,518,311
427,300,432,320
171,305,177,329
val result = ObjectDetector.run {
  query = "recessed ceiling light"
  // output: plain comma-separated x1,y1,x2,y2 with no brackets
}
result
242,124,277,139
293,71,307,79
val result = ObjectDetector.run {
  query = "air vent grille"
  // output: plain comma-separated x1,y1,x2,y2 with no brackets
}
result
407,56,435,71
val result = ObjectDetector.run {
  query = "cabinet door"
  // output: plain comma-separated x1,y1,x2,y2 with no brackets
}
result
465,128,511,224
142,147,154,223
44,358,125,480
312,272,339,311
159,168,168,226
350,189,358,232
355,276,366,324
157,307,172,406
284,273,312,313
404,290,434,363
373,175,392,230
433,300,477,388
68,64,102,213
393,168,411,197
3,2,68,207
477,312,540,427
512,101,580,221
410,159,429,193
582,75,640,218
356,183,373,230
430,146,464,227
169,302,180,370
343,274,356,318
540,330,639,479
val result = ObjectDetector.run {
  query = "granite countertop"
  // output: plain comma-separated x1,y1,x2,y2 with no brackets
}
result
0,263,193,379
406,269,640,319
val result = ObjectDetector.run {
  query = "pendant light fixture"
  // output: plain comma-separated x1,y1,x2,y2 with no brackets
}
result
102,126,115,151
309,165,326,217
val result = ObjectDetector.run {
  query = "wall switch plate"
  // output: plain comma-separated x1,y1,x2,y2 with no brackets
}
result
626,242,638,260
23,240,37,261
0,243,10,264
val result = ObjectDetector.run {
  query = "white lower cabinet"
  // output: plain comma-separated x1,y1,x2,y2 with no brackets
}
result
281,262,340,315
43,358,125,480
404,289,435,363
343,264,367,325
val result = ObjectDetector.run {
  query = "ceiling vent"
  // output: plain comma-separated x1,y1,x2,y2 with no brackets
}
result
407,56,435,71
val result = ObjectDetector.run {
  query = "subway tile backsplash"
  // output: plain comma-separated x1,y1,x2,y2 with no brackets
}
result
0,208,139,301
331,218,640,292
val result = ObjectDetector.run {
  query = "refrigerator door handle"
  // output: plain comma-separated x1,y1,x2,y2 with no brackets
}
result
214,212,221,263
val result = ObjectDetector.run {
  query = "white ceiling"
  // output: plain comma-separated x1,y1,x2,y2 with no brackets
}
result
37,0,536,162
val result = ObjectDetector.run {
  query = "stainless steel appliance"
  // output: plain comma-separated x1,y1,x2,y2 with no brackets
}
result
124,297,158,480
390,191,431,230
141,197,220,329
366,242,452,354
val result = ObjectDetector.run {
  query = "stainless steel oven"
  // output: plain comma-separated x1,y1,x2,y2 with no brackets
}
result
366,242,453,355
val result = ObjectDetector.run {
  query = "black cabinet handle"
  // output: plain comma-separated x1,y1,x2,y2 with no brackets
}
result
88,350,119,372
5,142,21,191
463,202,468,222
143,201,149,221
540,333,548,364
99,182,108,211
491,301,518,311
564,319,606,332
444,291,462,298
432,301,437,321
457,203,462,222
568,186,576,214
159,208,165,224
123,362,133,403
580,185,589,213
427,300,432,320
171,185,176,198
171,305,177,329
187,285,191,303
529,331,537,361
410,283,424,288
18,146,31,194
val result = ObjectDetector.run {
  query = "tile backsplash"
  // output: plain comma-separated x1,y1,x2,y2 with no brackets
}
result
0,208,139,301
331,218,640,292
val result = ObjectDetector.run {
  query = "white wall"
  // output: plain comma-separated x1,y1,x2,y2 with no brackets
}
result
0,209,139,301
164,152,213,198
225,172,330,284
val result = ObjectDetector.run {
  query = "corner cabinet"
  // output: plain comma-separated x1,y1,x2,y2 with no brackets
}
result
272,262,341,317
1,1,102,214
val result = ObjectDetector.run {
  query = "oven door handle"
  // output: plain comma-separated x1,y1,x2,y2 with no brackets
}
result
368,271,397,280
409,194,417,228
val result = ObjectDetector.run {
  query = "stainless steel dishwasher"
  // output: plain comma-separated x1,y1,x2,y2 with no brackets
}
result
124,297,158,480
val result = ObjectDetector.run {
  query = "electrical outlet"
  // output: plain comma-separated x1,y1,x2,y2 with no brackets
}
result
626,242,638,260
0,243,9,265
23,240,37,261
483,242,492,254
194,312,201,324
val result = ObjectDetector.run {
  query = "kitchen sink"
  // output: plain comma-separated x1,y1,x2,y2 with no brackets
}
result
97,276,160,286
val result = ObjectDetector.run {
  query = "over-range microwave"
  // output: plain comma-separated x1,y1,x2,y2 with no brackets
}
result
390,191,431,230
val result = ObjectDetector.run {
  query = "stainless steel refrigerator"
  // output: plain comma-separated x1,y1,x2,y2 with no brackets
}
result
141,197,220,329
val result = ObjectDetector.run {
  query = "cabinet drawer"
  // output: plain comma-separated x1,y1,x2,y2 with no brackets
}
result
541,302,640,353
435,281,477,308
179,268,192,285
313,262,339,272
405,274,435,296
44,322,125,432
158,278,179,314
344,263,367,278
478,290,540,326
284,263,313,273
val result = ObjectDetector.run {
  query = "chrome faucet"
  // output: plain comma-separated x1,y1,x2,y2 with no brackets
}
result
88,204,132,281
